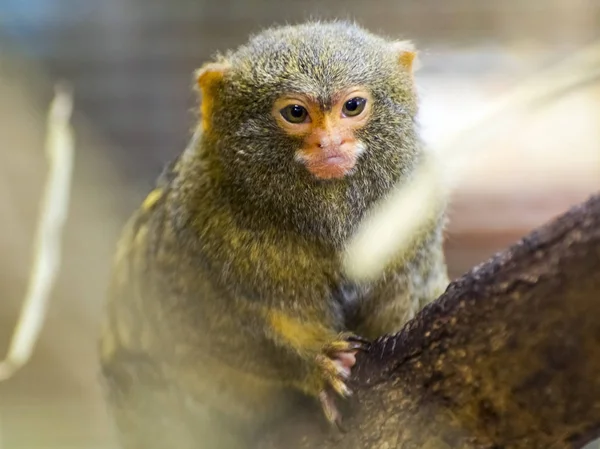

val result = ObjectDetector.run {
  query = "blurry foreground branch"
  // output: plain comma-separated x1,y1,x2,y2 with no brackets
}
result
345,40,600,281
263,193,600,449
0,84,74,381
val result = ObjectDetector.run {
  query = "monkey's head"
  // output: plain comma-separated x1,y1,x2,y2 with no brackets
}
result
195,21,422,240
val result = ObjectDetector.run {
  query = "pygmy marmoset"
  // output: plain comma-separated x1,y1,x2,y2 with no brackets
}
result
99,20,449,449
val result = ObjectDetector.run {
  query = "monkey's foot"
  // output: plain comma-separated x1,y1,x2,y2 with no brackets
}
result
316,333,370,427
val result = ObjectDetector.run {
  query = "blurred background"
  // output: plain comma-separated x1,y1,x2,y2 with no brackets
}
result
0,1,599,448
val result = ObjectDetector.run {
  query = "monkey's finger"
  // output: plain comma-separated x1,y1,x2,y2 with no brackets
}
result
345,339,370,352
324,339,368,355
340,332,372,351
345,335,371,346
319,389,344,429
324,340,362,354
316,355,353,397
328,374,352,397
334,352,356,372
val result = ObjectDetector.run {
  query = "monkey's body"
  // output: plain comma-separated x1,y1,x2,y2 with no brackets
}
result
99,22,448,449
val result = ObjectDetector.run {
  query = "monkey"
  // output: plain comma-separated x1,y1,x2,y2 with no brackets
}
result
98,21,449,449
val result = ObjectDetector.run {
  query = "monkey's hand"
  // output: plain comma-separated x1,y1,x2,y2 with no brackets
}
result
316,333,370,427
267,311,370,426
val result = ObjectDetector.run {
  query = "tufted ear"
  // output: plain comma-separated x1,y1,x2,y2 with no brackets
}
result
194,60,231,132
390,40,420,73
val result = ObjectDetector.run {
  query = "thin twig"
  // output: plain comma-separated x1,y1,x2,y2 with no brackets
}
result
0,83,75,381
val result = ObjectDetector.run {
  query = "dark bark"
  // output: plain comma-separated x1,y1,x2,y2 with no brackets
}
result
261,193,600,449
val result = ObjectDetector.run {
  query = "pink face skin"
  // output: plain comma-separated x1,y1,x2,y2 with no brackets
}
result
272,87,372,180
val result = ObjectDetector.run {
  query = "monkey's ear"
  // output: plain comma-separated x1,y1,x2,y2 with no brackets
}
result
390,40,420,73
195,60,231,91
194,60,231,132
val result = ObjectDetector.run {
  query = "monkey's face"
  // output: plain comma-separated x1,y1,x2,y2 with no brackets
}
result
196,22,422,234
198,21,419,180
272,87,371,180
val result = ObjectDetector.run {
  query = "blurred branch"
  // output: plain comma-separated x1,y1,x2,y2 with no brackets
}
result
0,84,75,381
263,193,600,449
344,40,600,281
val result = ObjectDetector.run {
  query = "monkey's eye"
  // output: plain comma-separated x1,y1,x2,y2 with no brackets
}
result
342,97,367,117
280,104,309,124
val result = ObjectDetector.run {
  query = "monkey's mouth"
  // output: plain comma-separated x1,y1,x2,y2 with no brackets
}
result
295,141,362,180
304,152,357,180
322,155,346,165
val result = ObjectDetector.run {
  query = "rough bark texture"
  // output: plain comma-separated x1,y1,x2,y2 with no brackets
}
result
261,193,600,449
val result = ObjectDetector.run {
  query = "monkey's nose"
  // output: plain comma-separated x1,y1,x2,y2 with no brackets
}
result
317,137,330,148
318,135,345,149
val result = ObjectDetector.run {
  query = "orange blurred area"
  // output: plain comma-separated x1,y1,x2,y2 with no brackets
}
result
0,1,598,447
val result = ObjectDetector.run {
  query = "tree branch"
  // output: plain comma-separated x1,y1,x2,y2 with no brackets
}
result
0,84,74,381
262,192,600,449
